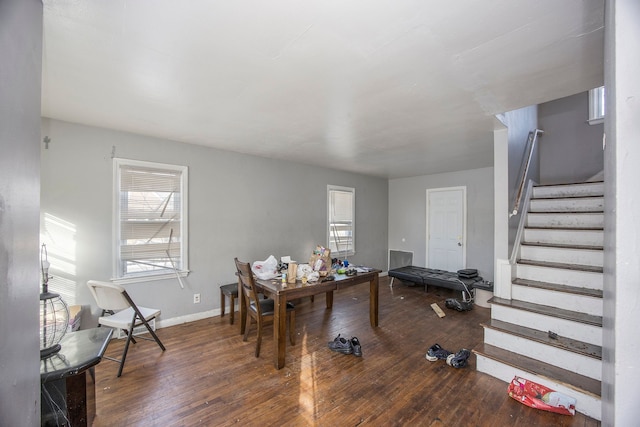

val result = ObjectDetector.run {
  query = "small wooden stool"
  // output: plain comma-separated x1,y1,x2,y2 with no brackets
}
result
220,282,238,324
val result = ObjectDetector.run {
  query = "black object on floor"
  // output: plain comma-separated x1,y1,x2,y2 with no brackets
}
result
351,337,362,357
425,343,452,362
445,298,473,312
446,349,471,368
328,334,353,355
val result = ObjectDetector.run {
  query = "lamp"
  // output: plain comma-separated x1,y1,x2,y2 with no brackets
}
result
40,243,69,359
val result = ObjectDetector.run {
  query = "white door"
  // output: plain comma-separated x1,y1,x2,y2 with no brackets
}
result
427,187,466,271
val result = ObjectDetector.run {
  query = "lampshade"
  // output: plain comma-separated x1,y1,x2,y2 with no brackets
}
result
40,243,69,359
39,291,69,358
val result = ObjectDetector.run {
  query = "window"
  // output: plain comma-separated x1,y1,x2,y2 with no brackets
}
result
113,158,188,281
588,86,605,125
327,185,355,257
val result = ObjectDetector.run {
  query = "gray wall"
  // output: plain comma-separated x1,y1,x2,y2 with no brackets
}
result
40,118,388,327
505,106,539,207
501,106,539,257
0,0,43,424
602,0,640,424
388,167,494,282
539,91,604,185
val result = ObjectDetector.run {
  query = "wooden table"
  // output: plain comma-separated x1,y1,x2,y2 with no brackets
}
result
240,270,380,369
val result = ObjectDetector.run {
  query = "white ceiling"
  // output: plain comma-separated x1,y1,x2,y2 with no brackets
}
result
41,0,604,179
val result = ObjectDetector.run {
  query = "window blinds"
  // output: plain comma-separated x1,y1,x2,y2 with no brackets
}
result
328,187,354,256
118,164,183,276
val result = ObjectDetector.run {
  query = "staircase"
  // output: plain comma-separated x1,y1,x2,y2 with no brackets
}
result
474,181,604,420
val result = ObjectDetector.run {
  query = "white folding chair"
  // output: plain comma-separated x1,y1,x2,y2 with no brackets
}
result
87,280,166,377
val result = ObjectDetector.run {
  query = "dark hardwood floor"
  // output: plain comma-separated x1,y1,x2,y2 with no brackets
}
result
92,275,600,426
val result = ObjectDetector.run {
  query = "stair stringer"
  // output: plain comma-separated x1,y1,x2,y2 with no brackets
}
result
476,181,604,421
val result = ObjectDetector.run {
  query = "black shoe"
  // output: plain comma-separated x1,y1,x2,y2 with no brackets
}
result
425,343,451,362
446,349,471,368
328,334,353,355
351,337,362,357
445,298,473,312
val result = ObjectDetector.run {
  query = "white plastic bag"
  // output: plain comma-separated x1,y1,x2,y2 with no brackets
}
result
296,263,313,279
251,255,279,280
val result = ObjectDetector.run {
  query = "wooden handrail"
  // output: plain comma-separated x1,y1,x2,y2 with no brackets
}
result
510,129,543,217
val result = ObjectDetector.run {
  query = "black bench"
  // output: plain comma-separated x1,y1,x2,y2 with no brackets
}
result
388,266,491,301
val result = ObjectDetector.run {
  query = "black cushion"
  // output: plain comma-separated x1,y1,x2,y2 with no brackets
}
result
389,266,485,292
457,268,478,278
220,283,238,296
250,299,295,316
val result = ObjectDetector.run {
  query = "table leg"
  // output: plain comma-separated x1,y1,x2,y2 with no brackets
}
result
274,293,287,369
66,371,89,427
325,291,334,308
370,273,379,327
238,277,246,335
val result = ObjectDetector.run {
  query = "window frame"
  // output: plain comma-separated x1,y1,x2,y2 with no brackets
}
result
112,158,189,284
588,86,605,125
327,185,355,258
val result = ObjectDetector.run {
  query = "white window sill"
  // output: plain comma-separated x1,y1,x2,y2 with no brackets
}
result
333,252,355,259
112,270,190,285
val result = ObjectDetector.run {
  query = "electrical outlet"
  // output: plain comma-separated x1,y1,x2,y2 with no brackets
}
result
193,293,201,304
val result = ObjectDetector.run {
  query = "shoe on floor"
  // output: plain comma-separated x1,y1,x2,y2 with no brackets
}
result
328,334,353,355
445,298,473,312
446,349,471,368
327,333,343,348
425,343,451,362
351,337,362,357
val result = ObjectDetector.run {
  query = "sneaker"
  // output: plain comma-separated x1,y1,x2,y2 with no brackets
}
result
328,334,353,355
425,343,451,362
351,337,362,357
445,298,473,312
446,349,471,368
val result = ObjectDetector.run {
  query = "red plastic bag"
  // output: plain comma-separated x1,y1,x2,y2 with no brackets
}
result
507,376,576,416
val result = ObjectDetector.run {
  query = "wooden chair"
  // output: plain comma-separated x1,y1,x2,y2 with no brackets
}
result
234,258,295,357
87,280,166,377
220,282,238,324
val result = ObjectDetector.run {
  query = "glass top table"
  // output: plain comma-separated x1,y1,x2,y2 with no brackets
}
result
40,327,113,382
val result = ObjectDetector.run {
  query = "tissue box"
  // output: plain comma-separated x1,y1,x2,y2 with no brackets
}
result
67,305,82,332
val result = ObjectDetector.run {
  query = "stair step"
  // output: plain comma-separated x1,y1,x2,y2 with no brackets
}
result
521,241,603,251
529,197,603,213
473,343,601,398
513,278,603,298
532,181,604,199
516,262,603,290
488,296,602,327
490,302,602,346
482,319,601,360
526,212,604,228
523,227,603,246
517,259,603,274
519,244,603,267
511,281,602,317
483,329,602,381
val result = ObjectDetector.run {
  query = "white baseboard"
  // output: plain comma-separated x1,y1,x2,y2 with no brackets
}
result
156,308,221,329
